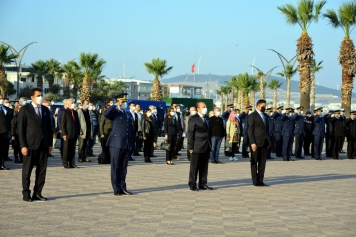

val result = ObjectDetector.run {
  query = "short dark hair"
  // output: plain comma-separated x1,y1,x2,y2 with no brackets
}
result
235,109,240,112
4,97,9,101
129,102,135,106
30,88,42,97
256,99,266,106
135,103,140,106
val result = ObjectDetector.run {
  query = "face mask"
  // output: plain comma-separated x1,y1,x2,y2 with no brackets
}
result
248,110,252,114
269,112,273,116
36,96,43,105
88,106,93,110
20,101,26,106
0,99,3,105
153,109,157,114
191,111,197,115
235,114,238,118
289,113,293,117
215,112,221,116
92,107,96,111
260,106,266,113
70,104,75,109
139,111,143,114
136,107,140,111
201,108,207,115
353,115,356,120
120,102,127,110
174,108,177,112
170,112,175,116
51,102,54,105
230,108,233,111
4,103,9,107
109,103,113,106
177,109,181,113
147,112,152,117
79,106,82,109
84,105,89,109
300,111,303,115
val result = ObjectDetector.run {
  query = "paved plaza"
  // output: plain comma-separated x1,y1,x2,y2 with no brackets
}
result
1,138,356,236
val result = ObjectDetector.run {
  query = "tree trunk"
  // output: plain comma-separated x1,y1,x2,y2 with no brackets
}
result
340,37,356,115
81,75,90,102
250,90,255,109
231,88,234,104
151,78,163,101
48,75,55,88
286,76,291,108
73,87,78,102
310,73,315,112
225,94,228,111
64,76,70,98
273,88,277,109
92,79,98,89
37,76,43,90
259,75,264,99
238,90,243,110
243,93,250,109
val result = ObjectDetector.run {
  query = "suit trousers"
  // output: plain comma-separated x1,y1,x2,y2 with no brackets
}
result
331,136,342,158
101,138,110,159
242,134,249,157
294,133,304,157
22,143,48,196
266,135,274,158
134,132,141,153
63,138,77,168
303,133,313,155
347,138,356,159
166,135,177,161
250,139,268,184
109,147,130,192
313,136,324,159
325,134,332,156
78,137,89,160
282,136,293,160
0,133,7,166
274,132,282,157
188,149,209,187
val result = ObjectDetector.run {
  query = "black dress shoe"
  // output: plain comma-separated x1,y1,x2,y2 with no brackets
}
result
64,167,70,169
32,194,48,201
348,157,355,159
266,157,274,159
259,182,269,187
133,153,141,156
70,165,79,168
114,191,121,196
211,160,217,164
151,155,157,158
199,185,213,190
315,158,321,160
176,153,181,156
252,182,260,187
216,160,223,164
190,187,199,191
48,154,54,157
129,157,135,161
5,157,12,161
23,194,32,202
0,166,10,170
287,159,294,161
242,156,249,158
121,190,133,195
332,157,340,160
296,156,305,159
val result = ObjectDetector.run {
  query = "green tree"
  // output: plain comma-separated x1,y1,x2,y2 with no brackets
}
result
143,58,173,101
276,65,298,108
19,85,33,98
278,0,326,111
220,86,231,111
27,60,49,90
46,59,63,88
0,44,18,94
310,60,323,111
236,72,255,108
69,52,106,102
268,79,283,109
4,81,16,97
323,2,356,114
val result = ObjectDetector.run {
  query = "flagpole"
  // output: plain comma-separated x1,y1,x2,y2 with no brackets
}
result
194,52,196,98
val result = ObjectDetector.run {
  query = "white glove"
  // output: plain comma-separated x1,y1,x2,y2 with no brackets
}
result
331,114,334,118
282,110,286,114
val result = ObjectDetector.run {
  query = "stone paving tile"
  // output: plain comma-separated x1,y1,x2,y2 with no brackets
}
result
1,138,356,236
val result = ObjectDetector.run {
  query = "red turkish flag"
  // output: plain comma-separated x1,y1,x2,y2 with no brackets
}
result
191,63,195,73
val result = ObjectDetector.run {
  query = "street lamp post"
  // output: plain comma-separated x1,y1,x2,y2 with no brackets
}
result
0,41,36,98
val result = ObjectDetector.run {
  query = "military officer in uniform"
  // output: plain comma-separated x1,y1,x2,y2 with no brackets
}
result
330,110,344,160
239,105,252,158
293,106,305,159
281,108,295,161
346,111,356,159
339,109,347,153
324,110,333,157
313,108,325,160
104,93,134,196
266,108,274,159
272,106,284,157
303,111,314,156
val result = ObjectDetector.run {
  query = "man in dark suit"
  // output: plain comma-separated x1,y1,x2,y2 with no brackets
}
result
61,99,80,168
0,96,14,170
313,108,325,160
57,99,67,157
1,97,14,163
104,94,134,196
18,88,53,202
272,106,284,157
187,102,213,191
176,105,185,153
330,110,344,160
265,108,275,160
346,111,356,159
247,99,270,187
239,105,252,158
129,102,140,158
293,107,305,159
282,108,295,161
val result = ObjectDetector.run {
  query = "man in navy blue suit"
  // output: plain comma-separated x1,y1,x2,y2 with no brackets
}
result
104,93,134,196
281,108,295,161
239,105,252,158
313,108,325,160
293,106,305,159
272,106,284,157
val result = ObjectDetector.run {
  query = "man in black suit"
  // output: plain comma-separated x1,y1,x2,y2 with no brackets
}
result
18,88,53,202
61,99,80,168
187,102,213,191
129,102,139,158
0,95,14,170
247,99,270,187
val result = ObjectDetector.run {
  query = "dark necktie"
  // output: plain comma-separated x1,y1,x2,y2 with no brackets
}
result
36,106,41,120
71,110,75,121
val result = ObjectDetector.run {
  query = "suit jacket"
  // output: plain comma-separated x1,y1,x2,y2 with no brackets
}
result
176,112,183,132
247,110,270,147
272,112,283,133
130,111,138,133
312,115,325,137
346,118,356,139
57,107,66,131
77,108,90,139
104,105,134,150
99,115,112,137
331,116,345,137
61,109,80,139
187,113,211,153
18,103,53,150
293,114,304,134
239,112,249,135
0,105,14,134
164,115,178,137
281,115,295,137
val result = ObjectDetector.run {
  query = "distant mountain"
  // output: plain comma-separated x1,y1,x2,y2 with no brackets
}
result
163,74,353,97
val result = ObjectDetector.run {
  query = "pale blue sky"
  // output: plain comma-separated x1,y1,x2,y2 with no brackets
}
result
1,0,353,90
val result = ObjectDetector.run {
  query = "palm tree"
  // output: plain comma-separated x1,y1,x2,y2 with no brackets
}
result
46,59,63,88
69,52,106,102
324,2,356,114
143,58,173,101
276,64,298,108
236,72,255,108
268,79,283,109
220,86,231,111
257,71,265,99
27,60,49,90
0,44,18,95
278,0,326,111
226,76,238,104
310,59,323,111
215,89,223,109
249,75,259,108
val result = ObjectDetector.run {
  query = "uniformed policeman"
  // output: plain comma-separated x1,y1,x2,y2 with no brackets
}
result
303,111,314,156
346,111,356,159
324,110,333,157
266,108,274,159
313,107,325,160
339,109,347,153
330,110,343,160
272,106,284,157
239,105,252,158
104,93,134,196
293,106,304,159
281,108,295,161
